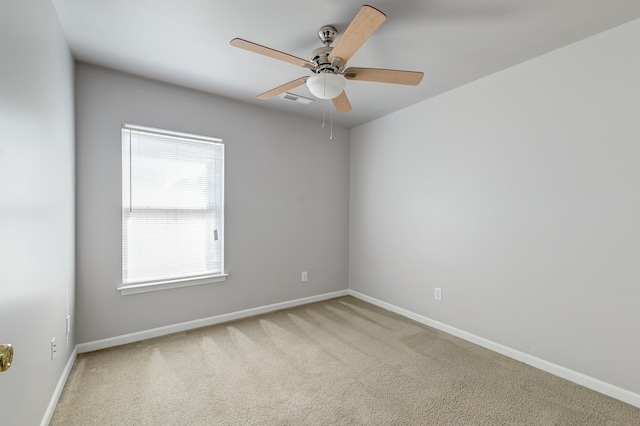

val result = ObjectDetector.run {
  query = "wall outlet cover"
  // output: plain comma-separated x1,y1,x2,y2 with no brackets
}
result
434,288,442,301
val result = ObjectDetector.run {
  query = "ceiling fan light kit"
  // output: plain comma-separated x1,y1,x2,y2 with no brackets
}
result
230,5,424,113
306,73,346,100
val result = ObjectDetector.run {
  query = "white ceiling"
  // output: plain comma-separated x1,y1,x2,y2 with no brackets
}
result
52,0,640,128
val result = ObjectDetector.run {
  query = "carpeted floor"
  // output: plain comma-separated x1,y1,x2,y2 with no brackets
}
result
51,296,640,425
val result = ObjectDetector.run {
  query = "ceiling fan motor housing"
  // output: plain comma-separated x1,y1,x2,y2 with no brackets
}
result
308,47,336,67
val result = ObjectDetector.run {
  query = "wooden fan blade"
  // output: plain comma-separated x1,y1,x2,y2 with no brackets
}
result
328,5,386,66
230,38,316,68
257,77,309,100
344,67,424,85
332,91,352,113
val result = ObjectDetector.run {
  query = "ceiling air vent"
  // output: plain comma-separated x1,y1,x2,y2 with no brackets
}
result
280,92,314,105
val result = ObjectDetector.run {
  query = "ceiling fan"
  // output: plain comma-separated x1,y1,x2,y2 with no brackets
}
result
230,4,424,113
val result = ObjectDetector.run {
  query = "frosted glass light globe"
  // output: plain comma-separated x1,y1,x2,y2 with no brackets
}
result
306,73,346,100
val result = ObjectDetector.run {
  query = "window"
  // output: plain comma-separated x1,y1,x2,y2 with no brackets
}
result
119,124,226,295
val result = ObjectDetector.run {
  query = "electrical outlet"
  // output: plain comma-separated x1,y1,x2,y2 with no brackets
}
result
51,337,57,360
434,288,442,301
301,271,308,282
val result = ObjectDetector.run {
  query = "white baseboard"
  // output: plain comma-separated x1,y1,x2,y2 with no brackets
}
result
47,287,639,424
347,289,640,409
77,290,349,354
41,345,78,426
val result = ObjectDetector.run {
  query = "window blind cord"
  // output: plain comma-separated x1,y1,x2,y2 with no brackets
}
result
129,130,132,213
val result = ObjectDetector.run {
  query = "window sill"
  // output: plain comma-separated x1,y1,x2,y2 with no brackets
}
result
117,274,228,295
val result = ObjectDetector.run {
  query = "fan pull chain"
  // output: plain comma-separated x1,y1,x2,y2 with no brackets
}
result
320,97,333,140
322,104,326,129
320,100,332,140
330,108,333,140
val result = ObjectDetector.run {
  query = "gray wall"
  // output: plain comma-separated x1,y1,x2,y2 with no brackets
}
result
75,63,350,343
0,0,76,424
350,19,640,395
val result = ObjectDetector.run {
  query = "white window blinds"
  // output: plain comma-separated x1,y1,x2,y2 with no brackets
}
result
122,124,224,285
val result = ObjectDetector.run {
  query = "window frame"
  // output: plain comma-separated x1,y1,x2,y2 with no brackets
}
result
118,124,227,295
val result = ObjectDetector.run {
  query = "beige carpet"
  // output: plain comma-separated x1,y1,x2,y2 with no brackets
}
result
51,296,640,425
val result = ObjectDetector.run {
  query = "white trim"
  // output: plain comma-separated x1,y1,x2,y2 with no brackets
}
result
77,290,349,353
41,346,78,426
122,123,223,144
347,289,640,409
118,274,228,295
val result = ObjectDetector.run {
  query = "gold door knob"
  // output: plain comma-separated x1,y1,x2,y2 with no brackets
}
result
0,344,13,372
